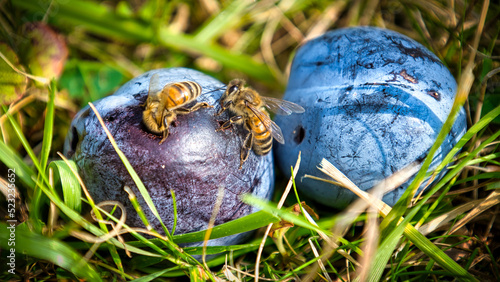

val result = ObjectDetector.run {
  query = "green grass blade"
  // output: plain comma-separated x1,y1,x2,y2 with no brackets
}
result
48,160,82,213
369,216,477,282
241,194,332,236
40,80,56,174
171,189,178,235
194,0,252,43
129,266,181,282
2,106,42,175
31,81,56,222
183,242,261,256
172,210,279,244
0,140,36,188
3,105,47,230
0,222,102,281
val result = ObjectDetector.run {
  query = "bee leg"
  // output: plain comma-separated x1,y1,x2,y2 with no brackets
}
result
159,127,169,145
215,100,233,116
239,132,253,169
159,114,172,145
173,107,191,114
217,115,243,131
189,102,213,112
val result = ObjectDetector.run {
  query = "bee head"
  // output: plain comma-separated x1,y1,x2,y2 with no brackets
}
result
226,79,246,97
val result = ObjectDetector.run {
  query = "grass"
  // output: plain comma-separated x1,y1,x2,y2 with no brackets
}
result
1,0,500,281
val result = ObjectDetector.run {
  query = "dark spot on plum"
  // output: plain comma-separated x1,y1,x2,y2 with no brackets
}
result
385,35,441,64
133,93,142,100
252,177,261,191
67,126,79,157
427,90,441,101
293,125,305,144
135,82,142,86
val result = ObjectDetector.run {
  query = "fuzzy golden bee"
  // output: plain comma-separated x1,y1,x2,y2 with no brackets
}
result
143,73,211,144
216,79,305,169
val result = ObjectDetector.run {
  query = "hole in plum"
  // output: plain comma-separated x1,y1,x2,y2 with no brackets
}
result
70,126,79,154
427,90,441,101
293,125,305,144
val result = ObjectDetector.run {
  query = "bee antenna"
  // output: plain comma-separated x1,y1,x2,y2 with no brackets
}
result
202,85,227,95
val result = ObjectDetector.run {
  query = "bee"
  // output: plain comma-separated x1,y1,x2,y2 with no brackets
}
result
216,79,305,169
143,73,212,144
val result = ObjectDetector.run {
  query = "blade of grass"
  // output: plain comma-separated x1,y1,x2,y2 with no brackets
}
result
39,80,56,176
49,160,82,212
172,210,279,244
129,266,181,282
0,222,102,281
241,194,332,237
194,0,253,43
32,80,57,224
0,140,36,188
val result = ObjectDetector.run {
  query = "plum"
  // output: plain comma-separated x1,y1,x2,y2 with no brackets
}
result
64,68,274,246
274,27,466,208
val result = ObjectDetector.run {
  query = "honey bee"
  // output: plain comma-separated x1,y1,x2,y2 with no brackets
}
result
216,79,305,169
143,73,212,144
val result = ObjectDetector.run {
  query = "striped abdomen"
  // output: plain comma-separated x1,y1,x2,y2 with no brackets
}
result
247,115,272,155
162,81,202,110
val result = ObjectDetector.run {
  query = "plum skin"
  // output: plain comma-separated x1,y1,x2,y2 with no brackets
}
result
64,68,274,246
274,27,467,208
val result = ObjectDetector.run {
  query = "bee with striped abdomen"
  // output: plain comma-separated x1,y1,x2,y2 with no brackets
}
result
216,79,305,169
143,73,211,144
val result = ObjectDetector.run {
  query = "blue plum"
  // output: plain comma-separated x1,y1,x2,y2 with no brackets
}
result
64,68,274,246
275,27,466,208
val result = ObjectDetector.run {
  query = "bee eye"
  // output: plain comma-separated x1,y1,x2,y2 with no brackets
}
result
228,85,239,95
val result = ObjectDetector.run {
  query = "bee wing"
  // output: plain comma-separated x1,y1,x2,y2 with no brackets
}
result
261,96,305,115
148,73,163,95
247,104,285,144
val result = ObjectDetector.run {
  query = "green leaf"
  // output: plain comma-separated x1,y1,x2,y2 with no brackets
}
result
0,43,27,104
48,160,82,213
183,242,261,255
172,210,279,244
0,140,36,189
0,223,102,281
